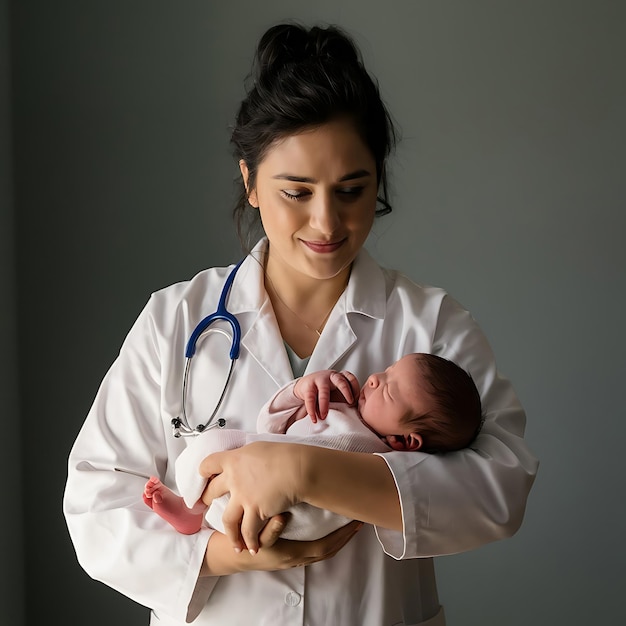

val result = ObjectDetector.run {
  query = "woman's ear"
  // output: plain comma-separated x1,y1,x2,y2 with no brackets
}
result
239,160,258,207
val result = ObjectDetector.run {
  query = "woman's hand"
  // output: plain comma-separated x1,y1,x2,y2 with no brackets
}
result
202,516,363,576
200,441,305,554
200,441,402,554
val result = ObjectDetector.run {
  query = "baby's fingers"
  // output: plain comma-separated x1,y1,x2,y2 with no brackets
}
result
315,384,331,420
303,389,320,423
332,371,358,405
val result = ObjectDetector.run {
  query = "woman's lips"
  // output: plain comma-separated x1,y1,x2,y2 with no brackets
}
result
301,239,346,253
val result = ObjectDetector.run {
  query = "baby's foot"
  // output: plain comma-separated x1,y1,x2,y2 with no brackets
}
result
143,476,205,535
143,476,164,507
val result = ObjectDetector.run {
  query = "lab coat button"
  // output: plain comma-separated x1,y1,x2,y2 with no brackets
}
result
285,591,302,606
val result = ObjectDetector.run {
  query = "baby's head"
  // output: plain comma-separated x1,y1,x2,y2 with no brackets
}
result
358,353,482,453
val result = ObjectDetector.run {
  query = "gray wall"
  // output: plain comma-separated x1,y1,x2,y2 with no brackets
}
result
1,0,23,624
8,1,626,624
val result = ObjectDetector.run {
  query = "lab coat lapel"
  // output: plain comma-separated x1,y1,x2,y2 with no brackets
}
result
225,242,294,388
242,301,294,388
306,301,356,374
307,247,386,374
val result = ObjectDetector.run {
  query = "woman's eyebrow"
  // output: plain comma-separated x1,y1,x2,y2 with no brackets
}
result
339,169,372,182
272,174,315,182
271,169,372,183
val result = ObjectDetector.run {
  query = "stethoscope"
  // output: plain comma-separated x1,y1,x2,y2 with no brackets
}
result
171,258,244,437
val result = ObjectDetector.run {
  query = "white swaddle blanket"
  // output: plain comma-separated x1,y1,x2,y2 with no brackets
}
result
175,388,390,540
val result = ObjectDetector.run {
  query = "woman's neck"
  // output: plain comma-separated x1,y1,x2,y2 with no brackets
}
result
263,253,351,357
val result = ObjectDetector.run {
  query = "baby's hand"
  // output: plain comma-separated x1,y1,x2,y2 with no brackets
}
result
294,370,360,423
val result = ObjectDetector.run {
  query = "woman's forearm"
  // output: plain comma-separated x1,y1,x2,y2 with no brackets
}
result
200,442,402,553
298,446,403,531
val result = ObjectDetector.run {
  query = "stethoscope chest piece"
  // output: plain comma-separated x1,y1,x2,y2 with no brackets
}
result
172,416,226,438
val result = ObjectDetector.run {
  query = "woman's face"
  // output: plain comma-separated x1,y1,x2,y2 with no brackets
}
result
241,119,378,282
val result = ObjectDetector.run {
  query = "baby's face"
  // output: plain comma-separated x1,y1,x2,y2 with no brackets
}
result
358,354,433,440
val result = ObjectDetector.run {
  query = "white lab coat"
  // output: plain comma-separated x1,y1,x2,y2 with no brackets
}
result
63,239,538,625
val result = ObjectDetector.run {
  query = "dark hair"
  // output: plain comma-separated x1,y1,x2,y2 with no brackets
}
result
230,22,397,251
406,354,484,453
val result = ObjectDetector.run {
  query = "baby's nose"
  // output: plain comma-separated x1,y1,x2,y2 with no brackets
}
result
368,374,379,388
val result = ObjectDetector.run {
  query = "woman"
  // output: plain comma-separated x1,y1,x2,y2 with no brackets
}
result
63,23,538,625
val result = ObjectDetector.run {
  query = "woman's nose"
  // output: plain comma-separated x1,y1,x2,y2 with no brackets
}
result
309,192,341,234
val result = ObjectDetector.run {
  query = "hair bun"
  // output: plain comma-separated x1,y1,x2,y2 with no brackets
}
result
255,23,360,80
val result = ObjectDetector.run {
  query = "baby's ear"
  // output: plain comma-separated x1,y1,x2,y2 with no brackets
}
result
385,433,423,451
405,432,423,451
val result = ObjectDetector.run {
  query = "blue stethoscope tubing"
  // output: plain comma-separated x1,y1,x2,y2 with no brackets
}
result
171,258,245,437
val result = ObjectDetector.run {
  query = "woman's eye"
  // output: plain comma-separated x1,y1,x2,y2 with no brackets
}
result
336,186,364,200
280,186,364,201
281,189,309,201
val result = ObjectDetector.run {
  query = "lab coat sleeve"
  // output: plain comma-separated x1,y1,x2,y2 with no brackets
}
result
373,293,539,559
63,297,217,623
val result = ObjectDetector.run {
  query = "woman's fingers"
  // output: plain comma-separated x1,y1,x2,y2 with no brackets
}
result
278,520,364,568
197,443,306,553
206,467,286,554
222,503,283,555
199,451,224,479
314,519,363,560
220,500,246,553
258,513,289,549
241,512,270,555
201,471,227,506
221,519,363,573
